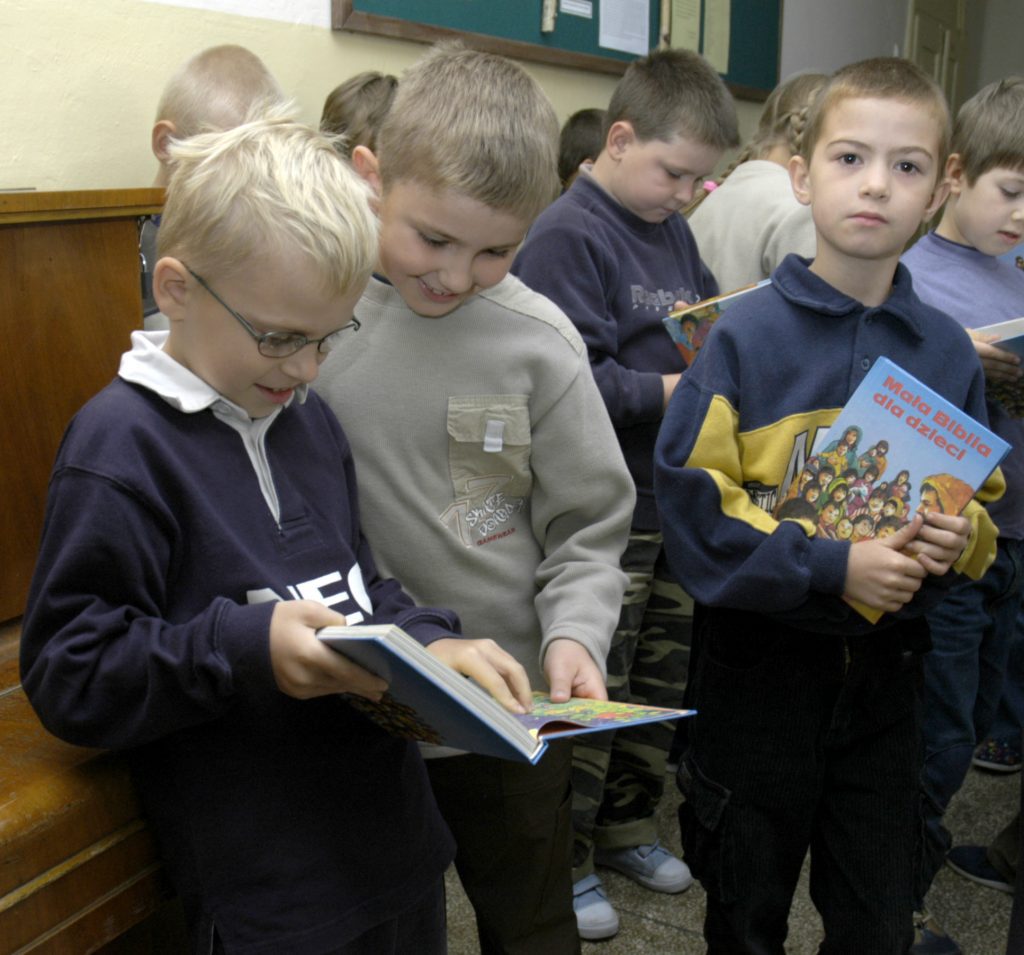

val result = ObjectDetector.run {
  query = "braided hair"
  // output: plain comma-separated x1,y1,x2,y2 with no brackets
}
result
685,71,827,216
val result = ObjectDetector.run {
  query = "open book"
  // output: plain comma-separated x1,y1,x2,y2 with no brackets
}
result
662,279,769,365
974,316,1024,418
318,625,693,764
773,356,1010,623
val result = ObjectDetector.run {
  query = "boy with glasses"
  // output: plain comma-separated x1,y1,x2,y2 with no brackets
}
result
20,116,530,955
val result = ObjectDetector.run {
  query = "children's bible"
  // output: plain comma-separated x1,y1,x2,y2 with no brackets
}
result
974,316,1024,418
772,356,1010,623
662,279,769,365
318,625,693,764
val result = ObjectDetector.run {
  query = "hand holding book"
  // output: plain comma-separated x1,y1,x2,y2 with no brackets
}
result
970,317,1024,418
318,625,692,763
772,357,1010,623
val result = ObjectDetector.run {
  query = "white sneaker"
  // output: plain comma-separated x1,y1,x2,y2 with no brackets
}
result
594,840,693,893
572,873,619,940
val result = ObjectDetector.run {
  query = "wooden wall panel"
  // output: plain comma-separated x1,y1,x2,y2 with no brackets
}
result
0,190,162,623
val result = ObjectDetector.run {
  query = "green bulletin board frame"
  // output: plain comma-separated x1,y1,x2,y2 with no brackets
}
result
332,0,780,99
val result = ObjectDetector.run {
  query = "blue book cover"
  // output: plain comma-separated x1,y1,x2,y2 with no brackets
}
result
773,356,1011,622
318,625,693,764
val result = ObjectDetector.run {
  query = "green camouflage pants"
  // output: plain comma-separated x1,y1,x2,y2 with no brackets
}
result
571,530,693,879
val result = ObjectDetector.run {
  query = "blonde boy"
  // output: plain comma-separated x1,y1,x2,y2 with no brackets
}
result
315,43,635,954
512,48,738,939
143,44,287,323
151,44,286,187
21,117,529,954
655,58,1002,952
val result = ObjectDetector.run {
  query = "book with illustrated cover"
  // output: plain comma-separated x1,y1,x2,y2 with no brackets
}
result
974,316,1024,418
662,279,769,365
318,625,693,764
772,356,1011,623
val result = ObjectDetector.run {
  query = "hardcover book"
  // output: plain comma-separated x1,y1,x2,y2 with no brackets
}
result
318,625,693,764
662,279,769,365
974,316,1024,418
772,356,1011,623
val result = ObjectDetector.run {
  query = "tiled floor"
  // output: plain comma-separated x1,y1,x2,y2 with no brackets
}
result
445,764,1019,953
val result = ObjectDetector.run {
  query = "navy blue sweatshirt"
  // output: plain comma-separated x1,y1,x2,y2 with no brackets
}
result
21,375,456,953
655,255,1003,634
513,173,718,529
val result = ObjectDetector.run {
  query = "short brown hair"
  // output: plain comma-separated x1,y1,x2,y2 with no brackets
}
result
320,71,398,158
951,76,1024,184
604,48,738,150
376,42,560,222
800,57,950,170
558,108,605,187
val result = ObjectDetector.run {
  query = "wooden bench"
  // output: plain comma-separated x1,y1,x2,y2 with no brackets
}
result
0,191,184,953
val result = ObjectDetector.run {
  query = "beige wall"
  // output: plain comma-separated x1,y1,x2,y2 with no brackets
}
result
0,0,760,192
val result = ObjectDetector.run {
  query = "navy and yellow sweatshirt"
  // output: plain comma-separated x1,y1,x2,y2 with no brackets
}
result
654,255,1003,635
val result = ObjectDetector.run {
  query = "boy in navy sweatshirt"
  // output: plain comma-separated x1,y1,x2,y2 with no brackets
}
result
655,58,1003,953
512,48,738,939
20,116,529,955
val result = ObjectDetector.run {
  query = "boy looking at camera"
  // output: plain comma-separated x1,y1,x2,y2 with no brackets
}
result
655,58,1003,952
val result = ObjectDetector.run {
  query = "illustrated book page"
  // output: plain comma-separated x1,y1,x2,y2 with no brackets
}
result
318,625,693,763
662,279,769,365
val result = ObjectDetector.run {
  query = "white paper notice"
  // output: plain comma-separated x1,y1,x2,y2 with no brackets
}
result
599,0,651,56
670,0,700,51
702,0,730,74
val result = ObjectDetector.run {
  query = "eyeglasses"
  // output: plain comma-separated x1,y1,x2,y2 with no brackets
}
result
184,265,361,358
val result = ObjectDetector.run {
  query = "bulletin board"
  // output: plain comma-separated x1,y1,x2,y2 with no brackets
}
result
332,0,780,99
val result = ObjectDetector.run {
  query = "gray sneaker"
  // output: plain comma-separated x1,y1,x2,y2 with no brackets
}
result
594,840,693,893
572,874,619,940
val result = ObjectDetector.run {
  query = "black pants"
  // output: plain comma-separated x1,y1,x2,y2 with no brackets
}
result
426,742,579,955
678,606,924,955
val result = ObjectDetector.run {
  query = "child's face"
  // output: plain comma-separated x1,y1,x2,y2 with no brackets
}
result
603,124,721,223
162,252,363,418
790,96,947,275
376,182,530,318
939,162,1024,257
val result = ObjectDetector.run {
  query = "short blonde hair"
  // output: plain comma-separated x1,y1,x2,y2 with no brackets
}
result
157,117,378,298
155,44,287,138
605,48,739,150
800,57,950,170
952,76,1024,184
320,71,398,158
376,43,560,221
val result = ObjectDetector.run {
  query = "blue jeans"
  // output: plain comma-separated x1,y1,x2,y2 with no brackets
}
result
988,601,1024,743
917,538,1024,905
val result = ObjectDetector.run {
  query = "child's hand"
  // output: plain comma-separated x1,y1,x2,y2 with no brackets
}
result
428,638,533,714
269,600,388,701
543,637,608,703
662,372,682,410
904,510,971,576
843,515,927,613
968,331,1023,384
